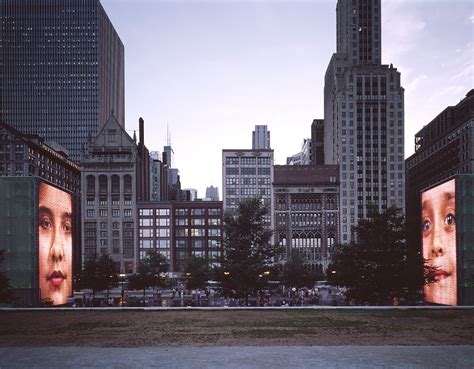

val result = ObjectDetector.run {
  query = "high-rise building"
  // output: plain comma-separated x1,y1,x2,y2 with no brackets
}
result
287,139,312,166
205,186,219,201
324,0,405,243
222,149,274,226
405,89,474,259
81,116,139,274
252,125,271,150
311,119,325,165
0,0,125,162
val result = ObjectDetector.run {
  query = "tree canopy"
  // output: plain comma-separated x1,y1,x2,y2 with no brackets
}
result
78,254,118,304
184,257,211,290
327,207,437,305
128,250,169,302
216,198,280,304
280,250,324,288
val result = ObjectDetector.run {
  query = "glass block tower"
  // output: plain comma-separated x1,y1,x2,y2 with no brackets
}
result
324,0,405,243
0,0,124,162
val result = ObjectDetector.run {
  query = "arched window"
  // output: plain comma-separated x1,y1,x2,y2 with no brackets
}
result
111,175,120,194
99,175,108,193
86,175,95,194
124,174,132,194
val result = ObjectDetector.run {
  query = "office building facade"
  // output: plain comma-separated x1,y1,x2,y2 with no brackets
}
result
324,0,405,242
205,186,219,201
405,90,474,254
222,149,274,226
0,0,124,162
273,165,339,271
137,201,224,275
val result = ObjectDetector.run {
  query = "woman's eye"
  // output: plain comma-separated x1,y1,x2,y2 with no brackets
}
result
422,219,431,232
63,222,72,233
445,213,455,226
40,217,52,229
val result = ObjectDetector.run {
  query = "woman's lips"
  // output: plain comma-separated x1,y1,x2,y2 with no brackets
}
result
434,269,451,280
47,271,66,287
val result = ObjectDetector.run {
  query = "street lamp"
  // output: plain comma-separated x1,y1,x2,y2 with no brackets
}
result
119,272,126,306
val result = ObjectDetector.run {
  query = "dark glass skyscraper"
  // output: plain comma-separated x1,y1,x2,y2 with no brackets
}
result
0,0,124,162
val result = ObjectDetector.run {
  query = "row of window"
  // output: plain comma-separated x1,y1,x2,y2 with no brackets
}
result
139,208,221,216
225,157,272,165
86,209,132,218
225,177,271,185
226,167,271,175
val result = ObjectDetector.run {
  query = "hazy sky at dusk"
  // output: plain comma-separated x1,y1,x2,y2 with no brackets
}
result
101,0,473,198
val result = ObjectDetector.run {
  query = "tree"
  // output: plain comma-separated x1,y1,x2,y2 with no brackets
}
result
184,257,211,290
327,206,436,305
128,250,169,304
78,254,118,305
280,250,324,288
216,198,280,305
0,250,12,304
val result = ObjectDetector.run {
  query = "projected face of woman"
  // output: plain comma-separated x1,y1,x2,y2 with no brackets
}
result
422,179,457,306
38,182,73,305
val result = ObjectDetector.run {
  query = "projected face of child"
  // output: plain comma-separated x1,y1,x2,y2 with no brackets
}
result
38,182,73,305
422,179,457,306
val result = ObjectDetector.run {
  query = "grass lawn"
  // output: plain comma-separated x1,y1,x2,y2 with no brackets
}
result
1,309,473,347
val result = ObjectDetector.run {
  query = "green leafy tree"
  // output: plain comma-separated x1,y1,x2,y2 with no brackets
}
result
280,250,324,288
184,257,211,290
0,250,12,304
78,254,118,305
128,250,169,304
327,206,436,305
216,198,280,305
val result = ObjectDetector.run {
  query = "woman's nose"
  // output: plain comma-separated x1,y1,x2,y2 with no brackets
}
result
51,227,65,262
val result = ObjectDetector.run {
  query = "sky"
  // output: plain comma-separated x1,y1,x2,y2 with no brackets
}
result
101,0,473,198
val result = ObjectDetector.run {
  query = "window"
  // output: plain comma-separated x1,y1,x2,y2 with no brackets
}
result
112,209,120,217
124,209,132,218
176,228,188,237
112,196,120,205
191,229,205,237
111,175,120,193
191,219,205,226
226,157,239,165
99,175,108,193
140,240,153,249
176,240,187,248
241,167,256,175
191,208,205,216
99,209,108,217
192,240,204,249
139,228,154,237
226,167,239,175
86,196,95,206
157,209,170,216
176,218,188,226
86,175,95,193
124,175,132,194
157,218,170,226
226,177,239,185
157,239,170,248
140,218,153,226
208,240,221,248
208,218,221,225
175,208,188,216
99,197,107,206
158,229,170,237
140,209,153,216
209,208,221,216
124,195,132,205
208,229,221,237
257,157,271,165
241,157,256,165
241,178,256,185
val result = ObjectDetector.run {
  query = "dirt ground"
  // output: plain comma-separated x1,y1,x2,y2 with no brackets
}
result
0,309,473,347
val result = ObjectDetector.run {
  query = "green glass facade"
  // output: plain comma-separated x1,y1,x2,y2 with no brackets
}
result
457,174,474,305
0,177,39,306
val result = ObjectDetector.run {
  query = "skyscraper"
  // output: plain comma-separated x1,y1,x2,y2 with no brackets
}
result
252,125,271,150
0,0,125,162
324,0,405,243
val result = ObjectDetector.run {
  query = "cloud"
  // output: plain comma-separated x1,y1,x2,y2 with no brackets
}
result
470,15,474,24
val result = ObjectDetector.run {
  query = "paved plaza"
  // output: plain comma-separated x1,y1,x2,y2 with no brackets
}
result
0,346,473,369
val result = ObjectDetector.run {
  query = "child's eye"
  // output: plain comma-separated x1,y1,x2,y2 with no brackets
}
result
445,213,455,226
422,219,431,232
63,222,72,233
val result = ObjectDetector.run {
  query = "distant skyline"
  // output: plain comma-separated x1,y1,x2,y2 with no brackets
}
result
101,0,473,198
